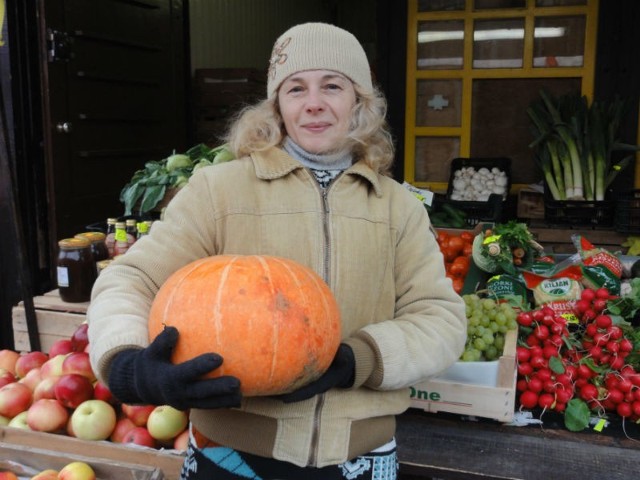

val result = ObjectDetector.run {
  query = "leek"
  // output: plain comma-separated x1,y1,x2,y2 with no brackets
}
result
528,89,639,202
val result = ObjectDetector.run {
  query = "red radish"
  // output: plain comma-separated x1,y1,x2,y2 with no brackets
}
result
519,390,539,409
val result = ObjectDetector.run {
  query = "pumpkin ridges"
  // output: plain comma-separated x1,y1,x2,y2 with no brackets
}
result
148,255,341,396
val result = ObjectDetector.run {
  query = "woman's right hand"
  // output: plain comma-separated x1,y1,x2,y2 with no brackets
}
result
107,326,242,410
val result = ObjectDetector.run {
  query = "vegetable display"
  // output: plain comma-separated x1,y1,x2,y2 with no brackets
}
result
148,255,341,396
527,89,639,201
120,143,234,215
449,166,509,202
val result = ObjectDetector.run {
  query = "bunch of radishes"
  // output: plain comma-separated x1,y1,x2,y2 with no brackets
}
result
515,287,640,428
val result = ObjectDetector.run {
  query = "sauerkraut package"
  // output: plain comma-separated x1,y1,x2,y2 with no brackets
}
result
573,234,622,295
518,235,622,318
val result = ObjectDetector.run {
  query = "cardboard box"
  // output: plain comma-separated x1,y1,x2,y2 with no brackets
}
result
517,188,545,219
12,290,87,353
409,328,518,422
0,427,185,480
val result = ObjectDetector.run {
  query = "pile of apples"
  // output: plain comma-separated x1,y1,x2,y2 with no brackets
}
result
1,460,96,480
0,323,189,454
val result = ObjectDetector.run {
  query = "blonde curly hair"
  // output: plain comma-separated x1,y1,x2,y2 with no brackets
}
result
223,85,395,176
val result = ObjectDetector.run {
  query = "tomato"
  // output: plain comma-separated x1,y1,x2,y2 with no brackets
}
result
462,242,473,256
436,231,449,245
442,246,459,262
451,277,465,294
460,231,474,242
447,236,465,255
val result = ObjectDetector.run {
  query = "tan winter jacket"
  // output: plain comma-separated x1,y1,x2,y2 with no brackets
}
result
88,146,466,467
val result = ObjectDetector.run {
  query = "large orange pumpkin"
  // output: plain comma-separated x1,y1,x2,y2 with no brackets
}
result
148,255,341,396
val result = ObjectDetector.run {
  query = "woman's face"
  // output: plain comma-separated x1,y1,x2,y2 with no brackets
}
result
278,70,356,154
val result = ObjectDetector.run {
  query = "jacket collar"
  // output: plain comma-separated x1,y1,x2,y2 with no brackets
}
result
251,147,384,198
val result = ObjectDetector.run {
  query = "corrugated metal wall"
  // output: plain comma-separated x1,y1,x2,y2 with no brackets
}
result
189,0,332,73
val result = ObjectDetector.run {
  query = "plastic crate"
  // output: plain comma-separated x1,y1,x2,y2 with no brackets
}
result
432,193,503,227
544,189,616,228
446,157,512,201
615,190,640,233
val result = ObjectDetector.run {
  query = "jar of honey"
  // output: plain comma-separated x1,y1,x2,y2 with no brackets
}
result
75,231,110,263
56,237,96,303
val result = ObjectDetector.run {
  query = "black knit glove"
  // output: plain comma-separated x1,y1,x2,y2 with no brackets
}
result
108,326,242,410
275,344,355,403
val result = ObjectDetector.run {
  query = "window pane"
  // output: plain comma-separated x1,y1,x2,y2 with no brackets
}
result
419,0,465,11
415,137,460,183
417,20,465,70
536,0,586,6
416,79,463,127
474,0,526,9
473,18,525,68
533,16,585,68
470,78,581,185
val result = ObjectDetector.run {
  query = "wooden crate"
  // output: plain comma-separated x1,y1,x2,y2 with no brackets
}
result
0,441,163,479
0,427,184,480
12,290,88,353
409,328,518,423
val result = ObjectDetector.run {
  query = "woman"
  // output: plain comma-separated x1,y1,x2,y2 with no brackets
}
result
88,22,467,480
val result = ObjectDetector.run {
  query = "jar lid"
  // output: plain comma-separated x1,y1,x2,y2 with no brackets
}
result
126,219,137,226
58,237,91,249
75,231,106,243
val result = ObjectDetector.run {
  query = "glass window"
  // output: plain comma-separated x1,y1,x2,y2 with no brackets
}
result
415,137,461,182
417,20,465,70
419,0,465,12
473,18,525,68
533,16,586,68
470,77,581,185
416,79,463,127
536,0,586,6
474,0,526,9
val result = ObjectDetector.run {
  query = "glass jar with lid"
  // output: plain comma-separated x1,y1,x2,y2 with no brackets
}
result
75,231,110,263
56,237,97,303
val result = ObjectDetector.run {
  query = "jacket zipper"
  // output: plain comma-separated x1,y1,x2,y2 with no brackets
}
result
308,172,338,466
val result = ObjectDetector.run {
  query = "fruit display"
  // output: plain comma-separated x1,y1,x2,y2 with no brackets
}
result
1,460,96,480
0,323,189,455
148,254,342,396
460,294,519,362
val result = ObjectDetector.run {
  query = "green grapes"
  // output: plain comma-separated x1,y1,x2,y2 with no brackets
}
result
460,294,518,362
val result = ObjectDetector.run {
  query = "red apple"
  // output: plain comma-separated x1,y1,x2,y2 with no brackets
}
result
48,338,74,358
26,398,69,432
15,351,48,379
93,380,115,405
173,428,189,451
7,410,29,429
33,376,59,401
0,381,32,418
62,351,96,382
70,399,117,441
18,367,42,391
147,405,189,441
123,426,157,448
58,461,96,480
0,368,17,388
54,373,94,409
0,349,20,375
70,323,90,352
121,403,155,426
0,471,19,480
40,354,67,379
110,416,137,443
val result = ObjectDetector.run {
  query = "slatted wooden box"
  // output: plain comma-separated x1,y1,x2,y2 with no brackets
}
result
0,427,185,480
409,328,518,423
11,290,88,353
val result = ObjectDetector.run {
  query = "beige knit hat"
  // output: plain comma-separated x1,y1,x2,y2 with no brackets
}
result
267,22,373,98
